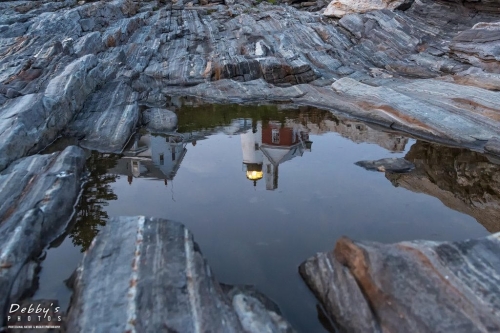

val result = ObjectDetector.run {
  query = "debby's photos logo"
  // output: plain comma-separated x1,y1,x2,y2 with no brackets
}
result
6,301,63,330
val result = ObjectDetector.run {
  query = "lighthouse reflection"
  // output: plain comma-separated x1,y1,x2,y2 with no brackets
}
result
110,105,408,189
241,121,312,190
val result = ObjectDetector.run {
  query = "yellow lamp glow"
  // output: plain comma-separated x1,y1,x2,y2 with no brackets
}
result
246,170,263,181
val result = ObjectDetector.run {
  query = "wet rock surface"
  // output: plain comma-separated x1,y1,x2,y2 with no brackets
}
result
300,233,500,333
0,146,86,325
66,216,295,333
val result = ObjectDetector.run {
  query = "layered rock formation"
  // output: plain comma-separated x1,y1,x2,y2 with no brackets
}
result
66,216,295,333
1,0,500,329
300,233,500,333
1,0,500,170
0,146,86,324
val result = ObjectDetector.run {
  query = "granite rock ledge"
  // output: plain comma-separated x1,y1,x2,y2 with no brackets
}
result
300,233,500,333
66,216,296,333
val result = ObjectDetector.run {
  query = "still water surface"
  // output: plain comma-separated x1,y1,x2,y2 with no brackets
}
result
36,104,497,332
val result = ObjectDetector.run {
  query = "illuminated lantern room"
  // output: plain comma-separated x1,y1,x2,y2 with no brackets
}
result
245,163,264,186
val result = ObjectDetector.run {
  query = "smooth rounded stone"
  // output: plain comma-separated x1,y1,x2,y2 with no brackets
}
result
0,146,86,324
142,108,178,132
300,233,500,333
355,157,414,172
66,216,295,333
323,0,407,18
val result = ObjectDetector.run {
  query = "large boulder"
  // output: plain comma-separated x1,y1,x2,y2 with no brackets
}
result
300,233,500,333
66,216,295,333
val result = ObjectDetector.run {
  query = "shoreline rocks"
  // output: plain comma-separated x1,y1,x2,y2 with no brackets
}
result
0,0,499,165
300,233,500,333
0,0,499,330
0,146,86,325
65,216,295,333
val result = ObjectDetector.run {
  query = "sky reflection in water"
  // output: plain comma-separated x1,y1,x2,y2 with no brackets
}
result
36,104,496,333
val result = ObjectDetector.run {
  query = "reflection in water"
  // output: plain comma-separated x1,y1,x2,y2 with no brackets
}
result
71,152,119,251
58,103,498,333
108,132,192,185
176,103,409,153
387,141,500,233
241,121,312,189
68,105,410,250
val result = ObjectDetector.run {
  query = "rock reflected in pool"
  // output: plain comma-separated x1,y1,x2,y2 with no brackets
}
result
387,141,500,233
67,105,410,251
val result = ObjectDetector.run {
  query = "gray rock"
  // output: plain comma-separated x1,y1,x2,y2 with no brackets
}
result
451,67,500,91
142,108,178,132
355,157,415,172
0,93,45,171
0,0,499,167
299,251,380,333
73,31,106,57
68,80,139,153
330,77,500,145
300,233,500,333
0,146,86,324
450,21,500,74
66,216,295,333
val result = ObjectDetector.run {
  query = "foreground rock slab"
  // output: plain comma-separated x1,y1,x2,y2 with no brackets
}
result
66,216,295,333
300,233,500,333
0,146,86,324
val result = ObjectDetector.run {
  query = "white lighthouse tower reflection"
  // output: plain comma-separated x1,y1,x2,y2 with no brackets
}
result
240,120,312,190
241,122,264,187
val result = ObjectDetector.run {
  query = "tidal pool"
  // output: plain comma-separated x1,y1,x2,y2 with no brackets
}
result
36,103,498,332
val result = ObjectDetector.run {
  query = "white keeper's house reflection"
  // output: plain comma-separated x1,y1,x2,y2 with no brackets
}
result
110,133,191,185
241,121,312,190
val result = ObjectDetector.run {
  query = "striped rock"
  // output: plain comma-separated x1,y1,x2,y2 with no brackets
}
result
0,146,86,324
300,233,500,333
66,216,295,333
